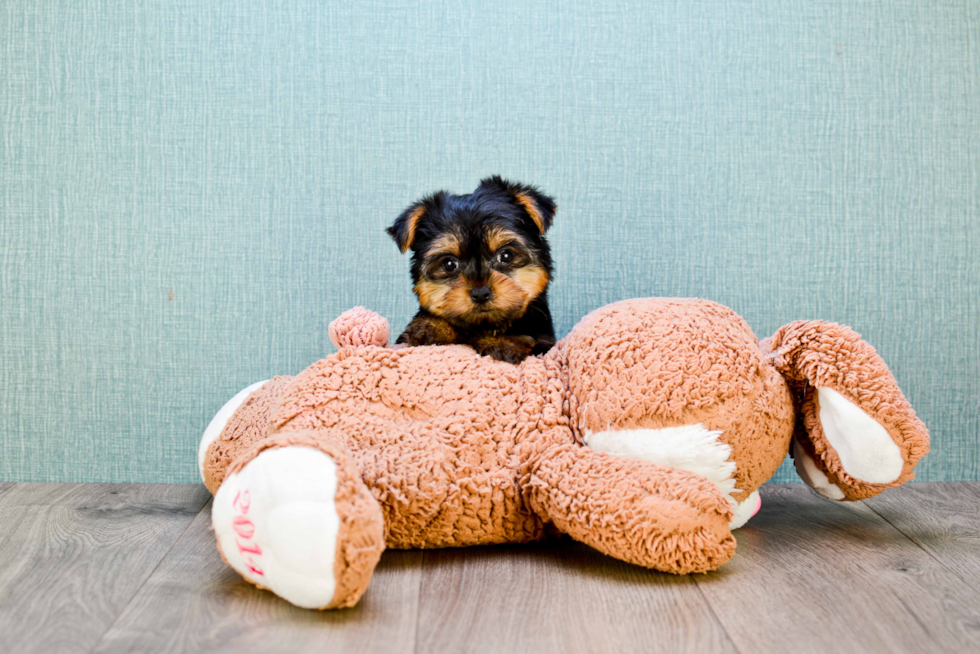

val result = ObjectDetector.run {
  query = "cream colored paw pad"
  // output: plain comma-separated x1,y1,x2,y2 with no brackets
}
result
729,490,761,529
212,446,341,609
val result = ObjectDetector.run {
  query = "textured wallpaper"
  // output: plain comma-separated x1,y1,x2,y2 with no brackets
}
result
1,0,978,483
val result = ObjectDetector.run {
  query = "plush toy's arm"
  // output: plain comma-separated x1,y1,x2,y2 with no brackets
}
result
525,443,736,574
762,321,929,501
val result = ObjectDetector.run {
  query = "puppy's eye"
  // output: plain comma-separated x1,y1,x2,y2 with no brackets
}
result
442,257,459,273
496,249,514,265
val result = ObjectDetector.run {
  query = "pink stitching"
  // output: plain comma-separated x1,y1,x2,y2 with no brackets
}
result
232,516,255,539
232,490,251,514
236,539,263,556
231,489,263,576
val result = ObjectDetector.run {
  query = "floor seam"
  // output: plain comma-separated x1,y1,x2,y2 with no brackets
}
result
863,499,979,591
412,550,425,654
85,494,212,654
690,576,744,654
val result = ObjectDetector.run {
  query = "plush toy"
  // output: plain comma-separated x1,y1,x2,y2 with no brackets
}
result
199,299,928,609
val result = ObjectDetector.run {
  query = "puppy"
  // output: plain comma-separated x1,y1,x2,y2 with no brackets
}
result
387,176,557,363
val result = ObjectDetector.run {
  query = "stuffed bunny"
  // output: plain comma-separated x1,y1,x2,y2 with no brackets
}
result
199,299,928,609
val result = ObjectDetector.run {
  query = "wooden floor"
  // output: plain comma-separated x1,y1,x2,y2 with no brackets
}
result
0,482,978,654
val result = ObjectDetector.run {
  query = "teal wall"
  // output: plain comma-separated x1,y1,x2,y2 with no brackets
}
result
2,1,978,483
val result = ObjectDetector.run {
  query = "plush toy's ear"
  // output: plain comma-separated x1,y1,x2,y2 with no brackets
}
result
761,321,930,502
387,192,446,253
478,176,556,234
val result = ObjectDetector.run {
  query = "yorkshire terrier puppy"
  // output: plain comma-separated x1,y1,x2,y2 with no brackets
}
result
387,176,556,363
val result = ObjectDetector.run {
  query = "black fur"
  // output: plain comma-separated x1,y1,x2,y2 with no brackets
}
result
387,177,557,363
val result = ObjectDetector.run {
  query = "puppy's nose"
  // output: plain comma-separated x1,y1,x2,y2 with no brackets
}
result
470,286,493,304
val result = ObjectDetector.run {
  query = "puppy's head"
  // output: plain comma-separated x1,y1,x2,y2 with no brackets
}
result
387,176,555,328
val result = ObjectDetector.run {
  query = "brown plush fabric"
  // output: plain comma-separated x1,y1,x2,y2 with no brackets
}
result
761,320,930,500
526,442,736,573
203,298,929,609
203,375,293,495
559,299,796,503
271,344,556,548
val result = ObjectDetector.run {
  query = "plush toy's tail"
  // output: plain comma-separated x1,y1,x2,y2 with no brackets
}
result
761,321,929,501
329,307,390,349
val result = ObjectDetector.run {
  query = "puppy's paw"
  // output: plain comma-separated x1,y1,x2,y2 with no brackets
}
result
396,315,458,346
472,334,536,364
531,335,556,355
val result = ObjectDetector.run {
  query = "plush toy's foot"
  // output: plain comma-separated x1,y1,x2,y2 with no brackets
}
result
213,446,344,608
729,490,761,529
212,435,385,609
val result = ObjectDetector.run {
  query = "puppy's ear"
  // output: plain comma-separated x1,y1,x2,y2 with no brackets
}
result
513,187,556,234
387,192,445,253
478,176,556,234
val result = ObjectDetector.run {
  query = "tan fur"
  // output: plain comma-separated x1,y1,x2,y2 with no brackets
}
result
514,193,546,233
413,279,452,312
425,232,462,258
511,265,549,302
486,226,524,252
470,333,536,363
442,285,476,318
486,270,528,314
397,313,459,346
416,269,543,327
399,205,428,252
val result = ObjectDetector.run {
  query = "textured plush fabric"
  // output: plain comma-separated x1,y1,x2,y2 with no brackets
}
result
1,1,977,483
762,321,931,500
562,299,797,502
203,301,927,607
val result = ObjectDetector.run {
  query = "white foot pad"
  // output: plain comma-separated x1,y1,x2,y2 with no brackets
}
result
212,446,341,609
729,490,761,529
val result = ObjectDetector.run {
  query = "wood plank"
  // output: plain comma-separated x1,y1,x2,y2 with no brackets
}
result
694,484,980,654
865,482,980,586
0,482,13,496
91,501,423,654
0,483,210,654
416,540,738,654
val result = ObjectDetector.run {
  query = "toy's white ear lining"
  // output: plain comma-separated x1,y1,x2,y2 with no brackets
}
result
583,388,904,511
816,387,904,485
792,439,846,500
794,387,905,500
